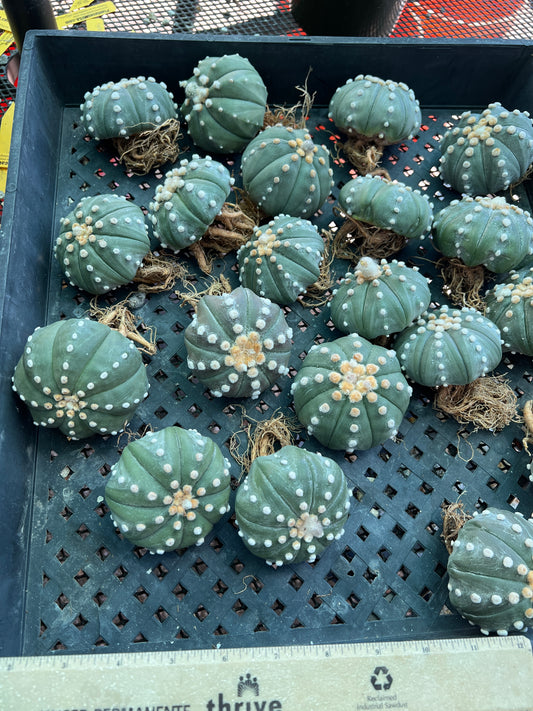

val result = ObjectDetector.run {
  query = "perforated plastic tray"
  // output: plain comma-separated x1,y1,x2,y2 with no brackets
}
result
1,31,533,656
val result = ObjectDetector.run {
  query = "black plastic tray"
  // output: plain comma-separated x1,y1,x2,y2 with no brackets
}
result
1,31,533,657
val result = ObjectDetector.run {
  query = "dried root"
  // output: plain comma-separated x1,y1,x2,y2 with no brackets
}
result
134,251,191,293
434,375,520,432
174,273,233,310
522,399,533,455
300,230,335,307
339,136,387,175
89,296,157,355
263,70,315,130
437,256,487,312
441,501,473,555
113,118,182,175
332,213,407,262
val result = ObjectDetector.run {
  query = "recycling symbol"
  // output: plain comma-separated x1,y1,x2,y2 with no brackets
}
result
370,666,393,691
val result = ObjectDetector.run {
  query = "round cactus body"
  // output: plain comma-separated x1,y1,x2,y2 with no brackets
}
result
291,334,412,452
105,426,231,554
394,305,503,388
329,257,431,339
180,53,267,154
235,445,351,566
80,75,178,140
184,286,293,399
328,74,421,145
485,267,533,355
432,196,533,274
447,507,533,635
54,194,150,294
241,125,334,219
237,214,324,304
148,155,234,251
439,103,533,196
338,175,433,241
12,318,149,439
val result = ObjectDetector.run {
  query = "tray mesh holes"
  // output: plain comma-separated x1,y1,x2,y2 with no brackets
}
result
56,547,69,563
55,592,69,610
112,611,129,629
74,569,89,586
75,523,90,540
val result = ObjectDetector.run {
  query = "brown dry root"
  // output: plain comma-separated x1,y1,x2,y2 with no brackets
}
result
339,136,387,175
174,273,233,310
89,296,157,355
263,71,315,130
112,118,182,175
300,230,335,307
521,400,533,455
434,375,520,432
188,203,258,274
332,213,407,262
133,251,191,293
441,501,473,555
229,410,302,477
437,257,486,312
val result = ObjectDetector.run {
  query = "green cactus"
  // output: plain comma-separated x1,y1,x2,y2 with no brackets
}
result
12,318,149,439
235,445,351,566
54,194,150,294
291,334,411,452
485,267,533,355
394,305,502,388
184,286,293,400
432,196,533,274
329,257,431,339
338,175,433,241
447,507,533,635
439,103,533,196
80,75,178,140
148,155,234,252
105,426,231,554
328,74,421,145
241,125,334,219
237,214,324,304
180,53,267,153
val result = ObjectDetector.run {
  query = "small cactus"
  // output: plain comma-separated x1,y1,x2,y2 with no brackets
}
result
329,257,431,339
54,194,150,294
148,155,234,252
180,53,267,153
12,318,149,439
447,507,533,635
80,75,178,140
105,426,231,553
235,445,351,566
394,305,502,388
338,175,433,241
328,74,421,145
485,267,533,355
291,334,412,452
184,286,293,399
432,196,533,274
241,125,334,219
237,214,324,304
439,103,533,196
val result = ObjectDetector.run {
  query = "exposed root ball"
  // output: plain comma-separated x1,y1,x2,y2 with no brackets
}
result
263,72,315,130
437,256,486,312
134,250,190,293
340,136,385,174
89,296,157,355
113,118,182,175
441,501,473,555
175,274,233,310
332,214,407,262
434,375,520,432
522,399,533,454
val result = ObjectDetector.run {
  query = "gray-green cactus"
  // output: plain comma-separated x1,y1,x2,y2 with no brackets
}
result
329,257,431,339
180,53,267,153
105,426,231,554
394,305,503,388
432,196,533,274
439,103,533,196
447,507,533,635
291,334,411,452
338,175,433,241
12,318,149,439
148,155,234,252
328,74,421,145
235,445,351,566
485,267,533,355
237,214,324,304
184,286,293,399
241,125,334,219
80,75,178,140
54,194,150,294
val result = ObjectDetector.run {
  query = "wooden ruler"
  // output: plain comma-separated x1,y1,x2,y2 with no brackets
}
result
1,636,532,710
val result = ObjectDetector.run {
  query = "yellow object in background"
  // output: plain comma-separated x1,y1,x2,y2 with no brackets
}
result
0,101,15,195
